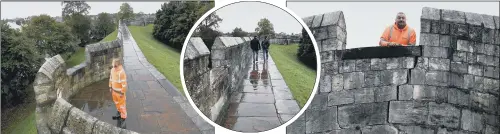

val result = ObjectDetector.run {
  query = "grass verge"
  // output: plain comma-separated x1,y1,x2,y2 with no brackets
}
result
127,25,184,95
65,30,118,67
269,44,317,108
1,89,37,134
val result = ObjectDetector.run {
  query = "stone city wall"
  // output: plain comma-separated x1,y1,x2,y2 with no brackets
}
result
287,8,499,134
33,21,140,134
184,36,253,124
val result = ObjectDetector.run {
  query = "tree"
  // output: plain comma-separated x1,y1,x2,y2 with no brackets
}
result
297,28,316,69
118,3,134,24
1,21,43,108
23,15,78,57
254,18,275,37
65,13,92,46
92,12,116,41
231,27,248,37
153,1,215,50
61,1,91,20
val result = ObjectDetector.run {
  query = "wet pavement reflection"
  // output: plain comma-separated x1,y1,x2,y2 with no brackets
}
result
223,51,300,132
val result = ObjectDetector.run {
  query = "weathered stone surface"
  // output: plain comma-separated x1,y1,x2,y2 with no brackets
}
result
65,108,98,134
50,98,74,132
440,22,451,35
342,60,356,73
428,102,460,128
309,93,328,110
374,86,397,102
342,46,421,60
426,71,449,87
338,102,387,128
321,11,342,27
468,64,483,76
483,77,499,95
470,91,498,112
482,29,496,44
450,23,469,38
423,46,449,58
332,74,343,91
465,12,484,26
343,72,364,90
92,120,122,134
468,26,483,42
397,125,433,134
312,14,324,28
451,62,468,74
361,125,398,134
477,54,499,67
452,51,467,62
440,35,452,48
461,109,484,132
329,90,354,106
185,37,210,60
319,74,332,93
485,125,499,134
286,115,305,134
428,58,449,71
483,44,499,56
305,106,339,133
302,16,315,27
409,69,425,85
421,19,431,33
398,85,413,100
457,40,474,52
329,128,361,134
422,7,441,20
442,9,466,24
353,88,374,103
389,101,428,124
420,33,440,46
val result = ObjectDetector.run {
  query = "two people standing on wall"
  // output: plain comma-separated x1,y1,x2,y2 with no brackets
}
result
109,58,128,128
250,35,271,62
379,12,417,47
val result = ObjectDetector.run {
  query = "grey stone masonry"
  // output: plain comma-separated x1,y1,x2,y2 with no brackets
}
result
287,7,499,134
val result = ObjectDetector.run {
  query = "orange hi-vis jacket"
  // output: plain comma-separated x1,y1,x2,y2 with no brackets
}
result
380,23,417,46
109,65,127,119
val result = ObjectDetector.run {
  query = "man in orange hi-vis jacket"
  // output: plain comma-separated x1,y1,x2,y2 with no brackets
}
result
109,58,127,122
379,12,417,46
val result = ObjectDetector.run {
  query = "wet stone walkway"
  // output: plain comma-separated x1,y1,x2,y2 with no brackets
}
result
224,51,301,132
71,26,213,134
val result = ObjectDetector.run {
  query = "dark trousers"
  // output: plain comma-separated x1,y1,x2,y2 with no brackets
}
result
263,49,268,60
253,50,259,62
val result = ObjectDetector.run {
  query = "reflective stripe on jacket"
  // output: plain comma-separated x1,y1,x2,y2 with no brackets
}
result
109,66,127,94
380,23,417,46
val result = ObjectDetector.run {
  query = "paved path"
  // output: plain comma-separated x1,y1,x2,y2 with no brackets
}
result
71,26,213,134
223,51,301,132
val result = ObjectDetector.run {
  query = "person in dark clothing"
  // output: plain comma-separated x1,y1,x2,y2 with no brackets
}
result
250,36,261,62
262,36,270,61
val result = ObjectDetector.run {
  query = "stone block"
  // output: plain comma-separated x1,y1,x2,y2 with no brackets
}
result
322,61,339,75
466,52,477,64
332,74,343,91
309,93,328,110
483,14,496,29
302,16,315,27
428,58,450,71
386,58,401,70
484,114,499,126
420,33,440,46
422,7,441,20
469,26,483,42
370,58,387,70
440,22,451,35
397,125,433,134
483,44,499,56
452,51,467,62
389,101,428,124
426,71,449,87
442,9,466,24
486,125,499,134
413,85,447,102
398,85,413,100
495,16,500,29
323,38,344,50
448,88,470,106
473,76,485,91
65,109,98,134
338,102,388,128
361,125,398,134
470,91,498,113
329,128,361,134
451,62,468,74
355,59,370,71
457,40,474,52
92,120,122,134
286,117,305,134
402,57,415,69
450,72,465,88
391,70,408,85
374,86,397,102
482,28,496,44
477,54,499,67
50,98,74,133
353,88,374,103
439,35,452,48
341,60,356,73
421,19,431,33
465,12,484,26
428,102,460,128
305,106,339,133
319,74,331,93
461,109,484,132
450,23,469,39
321,11,343,27
343,72,364,90
431,21,441,34
328,90,354,106
423,46,449,58
484,66,499,79
312,14,324,28
468,64,483,76
409,69,426,85
483,77,499,95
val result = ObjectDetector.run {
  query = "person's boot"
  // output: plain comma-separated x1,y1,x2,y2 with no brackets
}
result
112,111,121,120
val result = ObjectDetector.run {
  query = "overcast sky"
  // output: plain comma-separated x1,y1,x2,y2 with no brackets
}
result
213,1,303,34
287,2,499,48
1,2,165,19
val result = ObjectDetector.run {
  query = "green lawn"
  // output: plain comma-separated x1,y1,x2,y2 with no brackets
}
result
1,92,37,134
127,25,183,95
65,30,118,67
269,44,317,108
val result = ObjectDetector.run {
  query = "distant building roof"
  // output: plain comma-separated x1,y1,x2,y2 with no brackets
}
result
6,22,21,29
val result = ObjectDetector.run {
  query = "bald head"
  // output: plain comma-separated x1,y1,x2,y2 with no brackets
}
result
395,12,407,29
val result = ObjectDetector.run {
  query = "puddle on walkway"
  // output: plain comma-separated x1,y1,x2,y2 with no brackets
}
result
68,79,132,130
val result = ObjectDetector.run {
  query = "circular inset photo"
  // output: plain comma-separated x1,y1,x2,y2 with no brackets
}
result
181,1,319,133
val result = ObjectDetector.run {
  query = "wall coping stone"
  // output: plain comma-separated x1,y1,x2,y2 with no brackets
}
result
342,46,422,60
